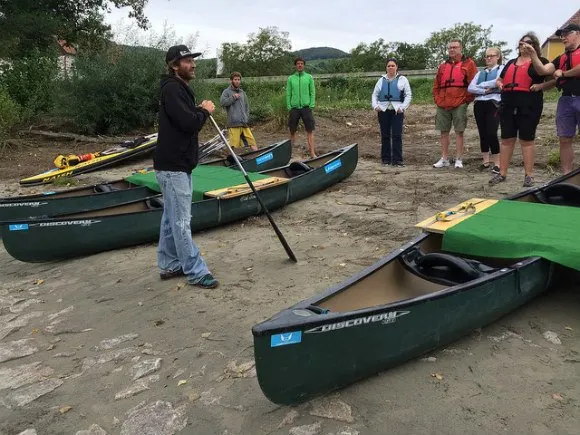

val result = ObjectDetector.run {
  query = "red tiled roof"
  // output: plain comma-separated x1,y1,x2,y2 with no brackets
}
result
57,39,77,56
546,8,580,41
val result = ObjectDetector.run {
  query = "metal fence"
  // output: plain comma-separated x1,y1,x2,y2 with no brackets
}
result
204,69,439,84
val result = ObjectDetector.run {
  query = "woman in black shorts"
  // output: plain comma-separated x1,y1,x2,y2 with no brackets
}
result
490,32,550,187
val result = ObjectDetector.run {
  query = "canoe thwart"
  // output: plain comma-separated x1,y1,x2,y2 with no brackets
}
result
205,177,289,199
415,198,498,234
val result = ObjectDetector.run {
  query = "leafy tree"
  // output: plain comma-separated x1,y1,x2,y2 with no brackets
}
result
220,27,293,77
424,22,511,67
391,42,430,70
346,39,395,72
0,0,149,58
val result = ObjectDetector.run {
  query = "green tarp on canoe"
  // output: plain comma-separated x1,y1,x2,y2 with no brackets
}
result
442,200,580,271
126,166,270,202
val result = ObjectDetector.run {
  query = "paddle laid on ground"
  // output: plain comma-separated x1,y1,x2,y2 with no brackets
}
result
208,115,298,263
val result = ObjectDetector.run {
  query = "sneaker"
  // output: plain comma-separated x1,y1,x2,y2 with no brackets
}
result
381,161,390,166
491,165,500,174
393,162,405,167
489,173,506,186
159,268,185,280
523,175,535,188
454,159,463,169
433,158,450,168
188,274,219,289
478,163,490,171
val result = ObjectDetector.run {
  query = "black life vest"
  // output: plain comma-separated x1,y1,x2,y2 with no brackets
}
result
438,59,469,88
502,59,533,92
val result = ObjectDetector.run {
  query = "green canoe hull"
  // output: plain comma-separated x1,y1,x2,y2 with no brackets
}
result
252,233,553,405
0,140,292,222
250,167,580,405
1,144,357,262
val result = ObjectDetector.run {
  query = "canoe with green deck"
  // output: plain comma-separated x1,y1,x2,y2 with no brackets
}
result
0,140,291,222
0,144,357,262
251,167,580,405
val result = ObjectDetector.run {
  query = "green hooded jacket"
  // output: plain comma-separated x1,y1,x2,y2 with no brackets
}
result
286,71,316,110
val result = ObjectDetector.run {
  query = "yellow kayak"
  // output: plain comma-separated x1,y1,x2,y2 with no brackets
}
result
19,134,157,186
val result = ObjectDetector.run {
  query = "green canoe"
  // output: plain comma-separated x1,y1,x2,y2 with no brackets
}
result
251,167,580,405
0,140,291,222
1,144,358,262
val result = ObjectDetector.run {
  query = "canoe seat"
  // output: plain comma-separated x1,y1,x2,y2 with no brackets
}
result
145,197,164,209
401,248,497,286
284,162,313,177
533,182,580,207
93,184,120,193
226,154,246,165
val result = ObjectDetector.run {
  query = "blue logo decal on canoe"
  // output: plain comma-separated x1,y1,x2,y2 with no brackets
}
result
271,331,302,347
256,152,273,165
42,191,56,196
9,224,29,231
324,159,342,174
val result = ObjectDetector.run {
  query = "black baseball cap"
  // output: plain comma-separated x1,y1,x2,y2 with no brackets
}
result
555,23,580,36
165,45,202,64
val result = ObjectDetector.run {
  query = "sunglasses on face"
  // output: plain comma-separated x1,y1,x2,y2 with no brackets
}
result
520,39,533,44
485,54,498,58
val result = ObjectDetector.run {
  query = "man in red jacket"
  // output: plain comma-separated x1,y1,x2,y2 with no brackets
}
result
432,39,478,169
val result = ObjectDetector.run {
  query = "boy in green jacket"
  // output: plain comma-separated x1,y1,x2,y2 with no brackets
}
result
286,57,317,158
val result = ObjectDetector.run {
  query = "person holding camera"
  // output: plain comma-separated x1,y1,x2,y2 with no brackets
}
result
371,58,412,166
489,32,550,188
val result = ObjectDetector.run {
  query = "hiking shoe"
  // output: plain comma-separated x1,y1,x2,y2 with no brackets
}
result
159,268,185,280
433,158,450,168
491,165,500,174
188,274,219,289
454,159,463,169
478,163,490,171
523,175,535,188
489,173,506,185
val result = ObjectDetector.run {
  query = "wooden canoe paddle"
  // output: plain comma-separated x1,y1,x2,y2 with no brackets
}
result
208,115,298,263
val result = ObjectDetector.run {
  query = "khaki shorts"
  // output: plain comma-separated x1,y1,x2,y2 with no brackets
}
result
228,127,256,148
435,104,468,132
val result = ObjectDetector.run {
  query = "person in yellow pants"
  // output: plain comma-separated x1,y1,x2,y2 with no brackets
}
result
220,72,258,151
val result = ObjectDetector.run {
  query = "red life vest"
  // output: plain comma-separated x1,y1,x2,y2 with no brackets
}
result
438,59,469,88
559,47,580,71
558,47,580,87
502,59,533,92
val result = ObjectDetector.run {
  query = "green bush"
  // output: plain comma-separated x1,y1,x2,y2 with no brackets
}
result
0,52,58,120
56,47,165,134
0,88,21,134
547,149,560,167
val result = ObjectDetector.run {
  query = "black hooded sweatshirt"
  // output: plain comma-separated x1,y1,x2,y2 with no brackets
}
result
154,75,209,173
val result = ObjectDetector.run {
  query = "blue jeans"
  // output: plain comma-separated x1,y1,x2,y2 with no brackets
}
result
378,110,404,164
155,171,211,283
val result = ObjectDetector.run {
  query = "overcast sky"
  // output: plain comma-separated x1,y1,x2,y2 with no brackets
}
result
106,1,574,58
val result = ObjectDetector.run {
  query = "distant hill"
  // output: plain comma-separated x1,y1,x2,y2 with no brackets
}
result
293,47,349,61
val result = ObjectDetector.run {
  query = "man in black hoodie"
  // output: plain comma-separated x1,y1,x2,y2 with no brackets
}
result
154,44,218,289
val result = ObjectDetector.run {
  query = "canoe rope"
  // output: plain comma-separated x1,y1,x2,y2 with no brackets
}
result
435,202,477,222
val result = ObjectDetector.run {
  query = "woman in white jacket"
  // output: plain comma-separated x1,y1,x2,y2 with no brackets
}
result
467,47,503,172
371,58,412,166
